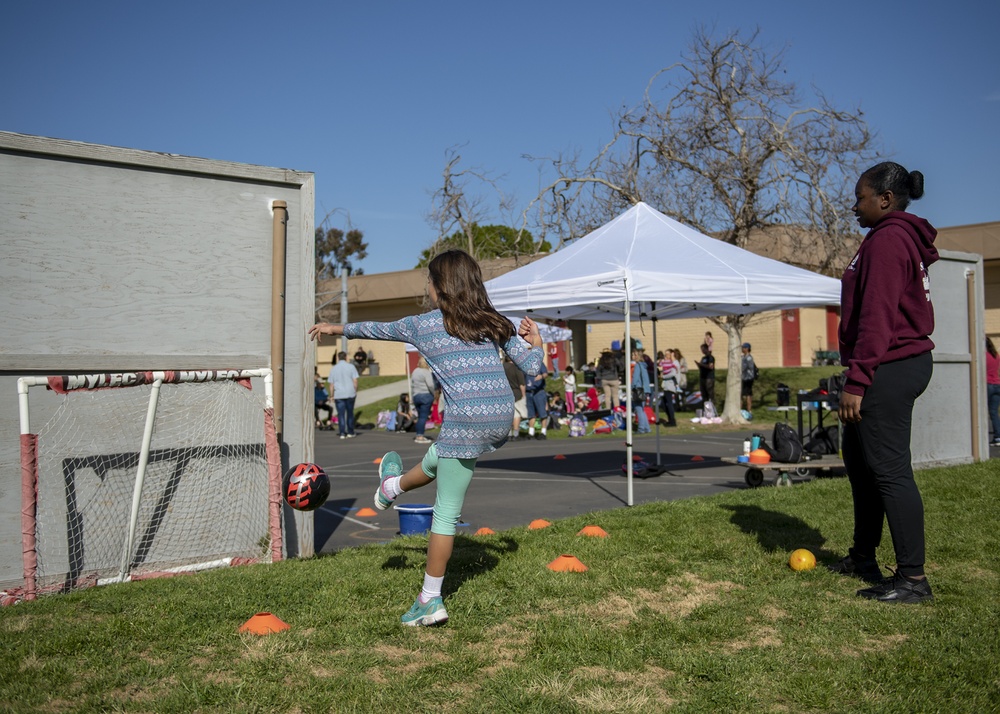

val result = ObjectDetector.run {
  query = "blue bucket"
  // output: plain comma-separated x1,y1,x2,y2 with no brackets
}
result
394,504,434,535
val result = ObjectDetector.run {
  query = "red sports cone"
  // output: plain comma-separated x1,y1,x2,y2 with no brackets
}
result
554,454,566,460
691,455,704,461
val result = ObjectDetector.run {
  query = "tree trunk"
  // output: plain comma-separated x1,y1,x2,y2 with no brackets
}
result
717,316,748,425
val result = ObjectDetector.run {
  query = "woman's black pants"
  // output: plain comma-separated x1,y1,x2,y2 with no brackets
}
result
841,351,932,577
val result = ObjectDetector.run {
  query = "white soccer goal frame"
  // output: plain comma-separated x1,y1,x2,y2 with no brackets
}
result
16,368,283,602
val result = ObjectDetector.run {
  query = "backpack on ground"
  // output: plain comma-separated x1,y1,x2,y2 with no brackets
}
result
769,421,804,463
569,414,587,437
805,425,840,455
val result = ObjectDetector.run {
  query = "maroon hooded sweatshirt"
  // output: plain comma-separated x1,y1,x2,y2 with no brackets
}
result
839,211,938,397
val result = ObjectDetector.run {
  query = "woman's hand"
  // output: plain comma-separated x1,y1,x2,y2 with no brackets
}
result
518,317,543,348
308,323,343,342
839,392,863,423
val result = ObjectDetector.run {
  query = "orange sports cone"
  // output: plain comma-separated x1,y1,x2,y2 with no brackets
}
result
529,519,551,530
373,457,382,464
239,612,290,635
577,525,608,538
691,455,704,461
356,507,378,517
633,454,644,461
547,554,588,572
554,454,566,460
474,527,496,536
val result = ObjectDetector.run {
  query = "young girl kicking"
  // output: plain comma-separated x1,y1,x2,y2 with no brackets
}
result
309,249,543,626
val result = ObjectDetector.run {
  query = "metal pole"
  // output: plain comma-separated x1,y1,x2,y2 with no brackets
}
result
651,304,662,467
340,270,349,353
118,377,163,582
624,294,633,506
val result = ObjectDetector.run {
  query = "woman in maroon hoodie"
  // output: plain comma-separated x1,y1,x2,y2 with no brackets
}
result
830,161,938,604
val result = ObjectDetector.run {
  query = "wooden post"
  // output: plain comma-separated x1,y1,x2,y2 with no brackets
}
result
271,200,288,441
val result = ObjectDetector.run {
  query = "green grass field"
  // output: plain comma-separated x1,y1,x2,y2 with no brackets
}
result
2,462,997,713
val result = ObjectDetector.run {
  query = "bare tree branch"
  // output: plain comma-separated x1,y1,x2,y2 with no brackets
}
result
523,27,878,423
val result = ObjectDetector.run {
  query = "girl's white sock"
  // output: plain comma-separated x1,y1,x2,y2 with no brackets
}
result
419,573,444,603
383,476,402,499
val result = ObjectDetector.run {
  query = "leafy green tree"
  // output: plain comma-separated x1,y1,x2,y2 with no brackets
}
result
315,215,367,325
416,223,550,267
315,224,367,281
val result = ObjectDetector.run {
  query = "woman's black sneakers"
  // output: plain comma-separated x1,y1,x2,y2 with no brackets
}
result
857,571,933,604
827,555,884,584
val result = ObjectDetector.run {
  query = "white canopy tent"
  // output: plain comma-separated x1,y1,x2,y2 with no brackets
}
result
485,202,842,504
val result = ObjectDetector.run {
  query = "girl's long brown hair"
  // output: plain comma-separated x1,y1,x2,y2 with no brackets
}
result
428,249,515,344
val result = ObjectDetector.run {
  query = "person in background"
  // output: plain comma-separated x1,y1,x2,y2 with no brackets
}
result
577,385,600,412
703,330,714,354
547,341,560,375
697,343,715,407
986,337,1000,446
525,362,549,439
641,349,656,385
395,393,416,433
832,161,937,604
562,366,576,414
410,357,438,445
503,355,527,441
631,349,651,434
673,347,688,409
309,249,543,627
740,342,757,413
329,351,359,439
595,350,621,410
314,370,333,428
352,346,368,375
658,350,679,427
548,392,566,426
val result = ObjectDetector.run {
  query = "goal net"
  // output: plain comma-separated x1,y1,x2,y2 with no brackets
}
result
16,369,283,601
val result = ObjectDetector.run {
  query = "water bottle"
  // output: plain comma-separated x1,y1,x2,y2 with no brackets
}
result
743,438,751,455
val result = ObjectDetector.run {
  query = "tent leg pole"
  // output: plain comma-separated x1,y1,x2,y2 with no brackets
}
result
651,306,662,466
625,297,633,506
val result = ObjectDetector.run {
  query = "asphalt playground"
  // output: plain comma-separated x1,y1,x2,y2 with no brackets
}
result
310,424,811,554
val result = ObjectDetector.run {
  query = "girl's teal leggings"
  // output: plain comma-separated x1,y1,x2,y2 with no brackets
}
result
421,444,477,536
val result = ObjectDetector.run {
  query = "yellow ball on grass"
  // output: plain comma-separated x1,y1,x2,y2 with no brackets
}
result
788,549,817,571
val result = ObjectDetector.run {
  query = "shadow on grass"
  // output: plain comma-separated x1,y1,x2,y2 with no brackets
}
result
379,534,519,597
721,504,838,561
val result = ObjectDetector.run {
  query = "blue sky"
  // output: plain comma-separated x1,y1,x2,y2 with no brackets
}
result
3,1,997,275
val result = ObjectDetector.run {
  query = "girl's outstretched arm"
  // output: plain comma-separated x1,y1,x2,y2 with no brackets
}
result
308,323,344,342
